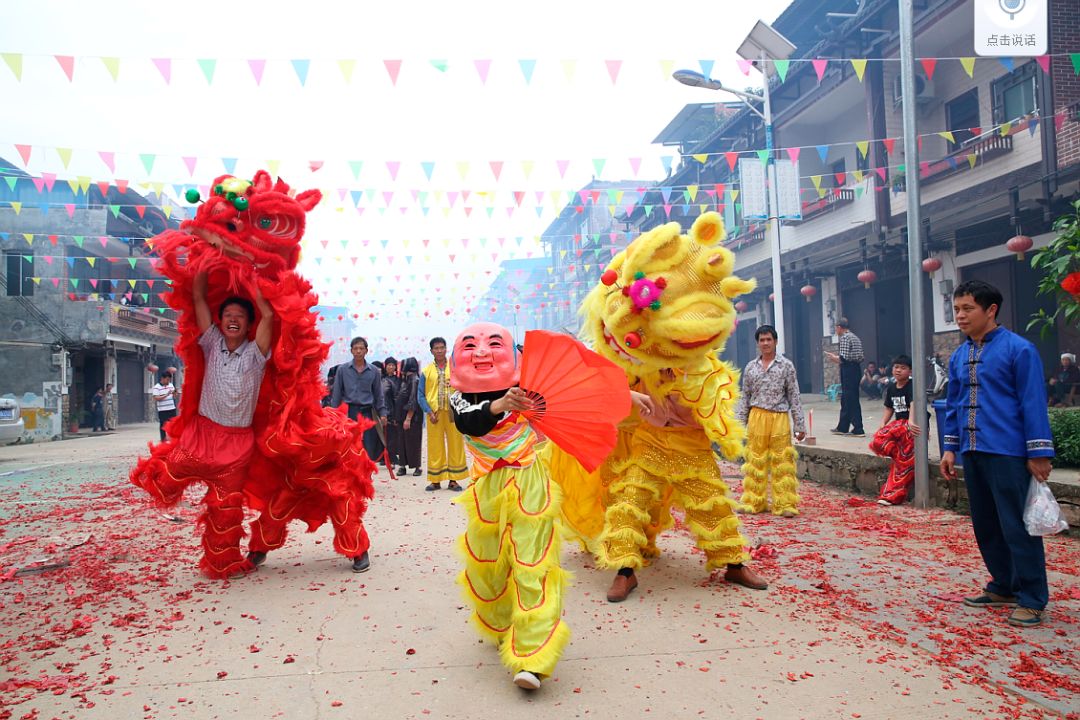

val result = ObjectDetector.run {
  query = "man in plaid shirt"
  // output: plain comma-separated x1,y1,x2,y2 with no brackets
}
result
825,317,865,437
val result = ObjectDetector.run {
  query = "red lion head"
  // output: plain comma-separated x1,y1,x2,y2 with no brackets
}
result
181,170,321,273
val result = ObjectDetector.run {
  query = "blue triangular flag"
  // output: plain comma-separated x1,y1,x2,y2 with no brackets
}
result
817,145,830,164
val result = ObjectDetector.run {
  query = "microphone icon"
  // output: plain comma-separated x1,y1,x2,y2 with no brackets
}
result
999,0,1025,19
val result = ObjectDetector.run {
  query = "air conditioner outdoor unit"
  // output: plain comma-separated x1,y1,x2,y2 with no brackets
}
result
893,74,935,108
50,352,63,367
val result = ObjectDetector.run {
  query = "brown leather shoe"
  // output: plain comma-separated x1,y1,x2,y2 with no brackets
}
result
724,564,768,591
606,573,638,602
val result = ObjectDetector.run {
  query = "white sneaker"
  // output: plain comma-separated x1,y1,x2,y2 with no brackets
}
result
513,671,541,690
877,499,892,506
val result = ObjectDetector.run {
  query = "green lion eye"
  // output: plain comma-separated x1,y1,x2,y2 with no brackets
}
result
259,217,272,229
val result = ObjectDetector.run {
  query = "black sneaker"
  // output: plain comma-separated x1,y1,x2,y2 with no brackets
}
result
829,428,848,435
412,468,423,476
351,552,370,573
425,483,440,491
247,551,268,567
396,466,407,476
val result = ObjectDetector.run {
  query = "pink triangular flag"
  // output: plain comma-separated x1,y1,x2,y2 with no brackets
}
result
812,59,828,82
42,172,56,191
31,177,44,192
384,59,402,85
152,58,171,84
628,157,642,176
786,147,801,163
605,59,622,84
248,59,266,85
474,59,492,85
556,159,570,178
99,151,115,173
489,161,503,181
65,203,75,218
736,59,753,75
15,144,31,166
1036,55,1051,74
386,161,400,180
183,156,198,176
55,55,74,81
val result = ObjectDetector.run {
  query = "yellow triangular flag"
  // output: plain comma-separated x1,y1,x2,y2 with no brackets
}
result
561,59,577,83
266,160,280,178
692,153,708,164
101,57,120,81
686,184,699,201
22,233,33,243
818,187,828,199
850,59,867,82
338,59,356,83
128,279,137,289
856,141,869,158
31,277,41,285
700,203,709,214
960,57,976,78
2,53,23,80
86,257,96,267
608,205,619,217
521,160,534,179
659,59,675,80
56,147,72,168
1000,121,1012,137
559,249,567,259
853,170,865,183
457,161,470,180
10,202,22,215
730,190,739,202
77,176,91,194
967,153,977,169
67,178,80,194
162,206,172,218
811,175,823,190
615,190,625,204
938,131,955,144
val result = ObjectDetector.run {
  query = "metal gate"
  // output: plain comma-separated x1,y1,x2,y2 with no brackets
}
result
117,357,145,424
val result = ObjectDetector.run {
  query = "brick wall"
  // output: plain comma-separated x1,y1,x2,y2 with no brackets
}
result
1052,0,1080,169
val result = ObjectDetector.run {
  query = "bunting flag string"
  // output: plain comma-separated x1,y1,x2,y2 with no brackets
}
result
1,52,1078,86
3,111,1067,190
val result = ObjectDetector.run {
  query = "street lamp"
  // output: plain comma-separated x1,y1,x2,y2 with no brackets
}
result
673,19,796,355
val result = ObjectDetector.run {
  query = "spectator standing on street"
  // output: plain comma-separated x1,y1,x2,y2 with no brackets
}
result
104,383,117,430
418,336,468,491
381,357,402,472
91,387,106,432
870,355,921,506
825,317,865,437
941,280,1055,628
397,357,424,476
330,336,388,465
736,325,807,517
152,371,179,441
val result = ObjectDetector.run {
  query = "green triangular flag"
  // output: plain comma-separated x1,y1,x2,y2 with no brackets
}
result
73,236,84,247
127,258,138,269
140,153,156,174
756,149,770,164
1071,53,1080,76
348,161,363,179
109,205,121,217
3,176,17,191
197,58,217,84
774,59,790,82
592,158,606,176
71,279,79,289
430,59,449,72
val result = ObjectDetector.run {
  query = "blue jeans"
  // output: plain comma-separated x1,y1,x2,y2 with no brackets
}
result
961,451,1048,610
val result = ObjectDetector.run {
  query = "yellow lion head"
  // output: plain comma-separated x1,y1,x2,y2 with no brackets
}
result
582,212,754,373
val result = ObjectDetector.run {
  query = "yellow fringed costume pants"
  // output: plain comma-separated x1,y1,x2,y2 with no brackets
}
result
456,462,569,677
598,423,749,571
427,411,469,484
739,408,800,516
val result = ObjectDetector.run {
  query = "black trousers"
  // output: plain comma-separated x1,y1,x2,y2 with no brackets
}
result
837,360,864,433
347,404,385,462
158,408,177,442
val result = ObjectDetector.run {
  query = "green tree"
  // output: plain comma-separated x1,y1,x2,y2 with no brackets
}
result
1027,198,1080,338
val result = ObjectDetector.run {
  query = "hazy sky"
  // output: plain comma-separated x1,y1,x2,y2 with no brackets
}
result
2,0,792,361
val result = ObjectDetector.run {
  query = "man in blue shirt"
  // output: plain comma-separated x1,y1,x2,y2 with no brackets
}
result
940,280,1055,628
331,336,388,466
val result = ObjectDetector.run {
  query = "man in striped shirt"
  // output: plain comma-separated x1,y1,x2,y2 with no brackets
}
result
825,317,865,437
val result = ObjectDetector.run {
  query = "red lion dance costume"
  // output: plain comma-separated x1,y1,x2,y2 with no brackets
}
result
130,171,376,578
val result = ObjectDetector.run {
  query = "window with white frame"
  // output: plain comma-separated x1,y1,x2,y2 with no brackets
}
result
991,63,1038,124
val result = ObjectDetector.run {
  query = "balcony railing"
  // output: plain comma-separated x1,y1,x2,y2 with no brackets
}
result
893,133,1015,191
108,302,178,342
796,188,856,223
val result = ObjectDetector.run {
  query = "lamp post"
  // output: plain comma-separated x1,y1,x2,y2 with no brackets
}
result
674,20,796,355
899,0,930,508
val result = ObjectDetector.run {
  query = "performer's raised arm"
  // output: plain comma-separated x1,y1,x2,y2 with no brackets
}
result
252,282,274,357
193,272,212,333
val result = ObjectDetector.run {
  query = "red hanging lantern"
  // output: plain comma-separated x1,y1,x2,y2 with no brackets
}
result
734,300,749,312
768,292,775,302
1005,234,1033,261
857,269,877,289
800,284,818,302
921,257,942,273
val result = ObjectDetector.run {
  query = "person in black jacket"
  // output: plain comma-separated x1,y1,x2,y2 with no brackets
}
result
381,357,402,472
397,357,424,476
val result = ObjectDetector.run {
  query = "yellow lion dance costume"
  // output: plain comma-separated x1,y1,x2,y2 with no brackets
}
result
553,212,767,601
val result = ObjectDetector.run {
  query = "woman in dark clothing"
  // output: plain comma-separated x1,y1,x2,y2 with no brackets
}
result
397,357,424,476
90,387,106,432
382,357,402,471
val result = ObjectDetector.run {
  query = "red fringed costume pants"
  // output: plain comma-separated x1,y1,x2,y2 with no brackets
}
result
165,415,255,578
870,419,915,505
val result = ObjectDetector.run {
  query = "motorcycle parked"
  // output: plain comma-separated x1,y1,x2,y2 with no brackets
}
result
928,353,949,400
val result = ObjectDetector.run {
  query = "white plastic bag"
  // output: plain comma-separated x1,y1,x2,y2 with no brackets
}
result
1023,479,1068,536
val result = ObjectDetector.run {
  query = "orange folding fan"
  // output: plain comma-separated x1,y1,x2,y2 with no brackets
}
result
518,330,631,472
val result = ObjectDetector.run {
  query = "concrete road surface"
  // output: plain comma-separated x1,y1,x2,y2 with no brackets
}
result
1,425,1077,719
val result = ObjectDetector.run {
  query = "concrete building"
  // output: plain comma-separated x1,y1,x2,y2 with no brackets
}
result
622,0,1079,390
0,157,181,441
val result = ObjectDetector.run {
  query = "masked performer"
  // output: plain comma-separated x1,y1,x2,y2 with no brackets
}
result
131,172,376,578
557,212,767,602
